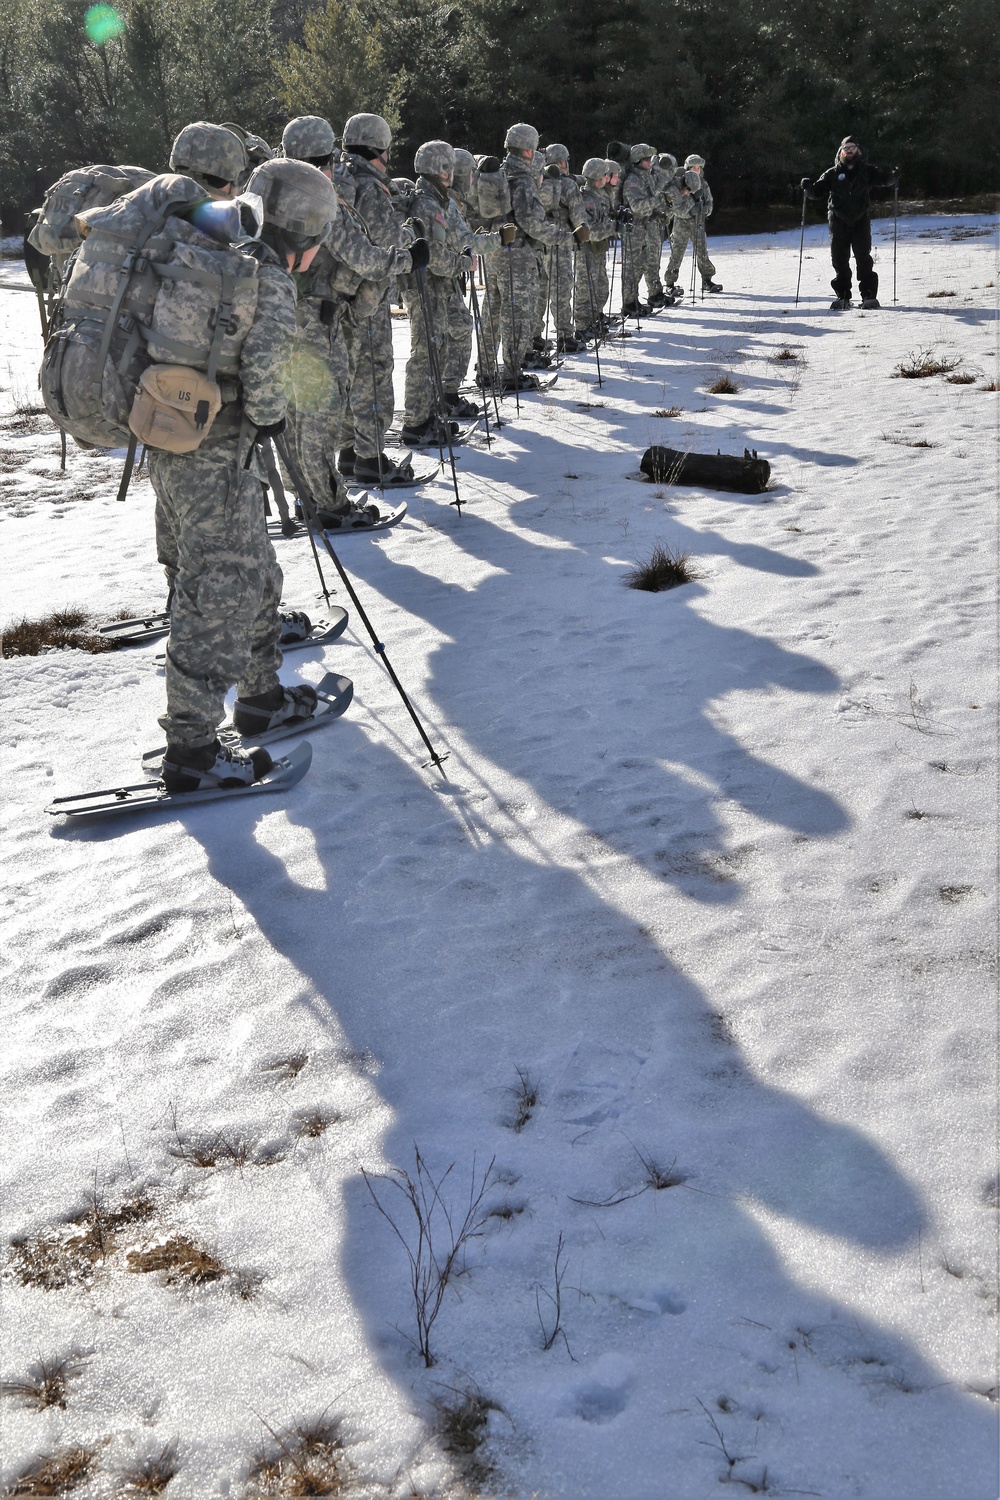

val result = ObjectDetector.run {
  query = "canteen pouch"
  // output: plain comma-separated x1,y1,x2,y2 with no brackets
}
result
128,364,223,453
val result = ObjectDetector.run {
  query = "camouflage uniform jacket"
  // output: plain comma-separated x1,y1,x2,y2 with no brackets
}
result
539,168,586,244
672,175,714,221
502,153,565,249
621,166,660,222
344,153,409,252
300,202,410,306
410,175,472,280
211,246,296,439
580,182,615,247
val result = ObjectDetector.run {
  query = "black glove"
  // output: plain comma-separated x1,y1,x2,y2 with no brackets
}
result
499,222,517,246
409,237,430,270
891,167,900,184
617,204,633,226
800,177,811,190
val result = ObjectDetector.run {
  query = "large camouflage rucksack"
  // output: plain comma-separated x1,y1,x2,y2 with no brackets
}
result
28,165,156,272
474,157,511,223
41,174,261,455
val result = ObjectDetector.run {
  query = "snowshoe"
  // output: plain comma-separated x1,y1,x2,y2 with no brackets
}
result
278,609,313,645
647,290,668,308
338,447,356,476
861,297,881,309
522,350,553,370
160,739,273,794
622,301,650,317
830,297,852,310
399,417,457,448
231,682,319,737
503,372,541,392
446,392,481,421
532,336,553,353
702,280,724,293
556,334,583,353
353,453,415,487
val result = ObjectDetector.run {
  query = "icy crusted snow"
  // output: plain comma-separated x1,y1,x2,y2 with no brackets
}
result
1,218,998,1498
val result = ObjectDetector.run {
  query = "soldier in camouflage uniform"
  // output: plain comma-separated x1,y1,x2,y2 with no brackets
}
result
400,140,484,444
168,121,248,201
539,144,588,353
337,114,414,486
574,158,615,338
664,154,722,294
621,144,668,312
495,123,585,391
155,160,337,793
279,115,422,523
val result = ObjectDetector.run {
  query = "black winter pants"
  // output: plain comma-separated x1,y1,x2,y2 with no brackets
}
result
829,214,877,300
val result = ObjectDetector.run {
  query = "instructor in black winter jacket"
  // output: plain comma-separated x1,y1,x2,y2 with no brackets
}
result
802,137,898,309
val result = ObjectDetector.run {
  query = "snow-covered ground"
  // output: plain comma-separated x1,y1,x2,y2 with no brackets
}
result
2,217,998,1499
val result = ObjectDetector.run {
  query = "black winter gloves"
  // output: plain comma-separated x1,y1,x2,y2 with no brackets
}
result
409,237,430,270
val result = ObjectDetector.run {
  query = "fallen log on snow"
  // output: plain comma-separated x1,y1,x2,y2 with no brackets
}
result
639,445,771,494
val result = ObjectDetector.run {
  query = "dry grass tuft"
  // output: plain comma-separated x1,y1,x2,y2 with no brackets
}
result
294,1111,341,1140
5,1192,154,1291
773,347,801,361
118,1444,180,1494
508,1067,538,1132
982,380,1000,392
652,405,683,417
1,608,116,659
125,1236,227,1288
169,1130,284,1173
706,374,741,394
946,373,976,384
1,1354,88,1411
893,348,962,378
247,1416,350,1497
5,1446,95,1496
433,1388,504,1488
625,544,701,593
926,289,957,297
263,1053,309,1082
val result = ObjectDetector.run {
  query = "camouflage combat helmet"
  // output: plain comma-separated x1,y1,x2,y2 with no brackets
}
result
684,154,706,168
452,148,475,183
414,140,455,177
282,115,336,161
630,142,656,164
582,157,609,180
504,122,539,152
343,113,392,152
657,153,678,171
544,143,570,166
246,158,337,266
220,123,273,169
169,122,247,190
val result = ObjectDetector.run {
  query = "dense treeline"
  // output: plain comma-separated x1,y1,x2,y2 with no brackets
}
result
1,0,996,232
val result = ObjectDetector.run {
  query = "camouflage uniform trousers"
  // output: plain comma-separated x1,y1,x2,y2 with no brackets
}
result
665,214,716,287
152,438,282,748
338,294,395,460
476,255,504,384
531,246,548,341
403,273,473,424
441,277,474,393
574,242,610,331
483,243,538,380
545,239,576,337
622,220,663,303
285,298,350,511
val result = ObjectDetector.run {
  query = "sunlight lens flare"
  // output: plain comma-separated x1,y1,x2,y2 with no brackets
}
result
84,4,125,44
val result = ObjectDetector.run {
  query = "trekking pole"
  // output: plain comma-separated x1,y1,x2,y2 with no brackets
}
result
260,436,297,538
583,251,604,388
608,234,620,335
699,208,706,301
504,242,521,415
274,431,449,770
794,186,808,307
892,179,899,305
365,321,387,491
466,273,497,443
479,262,505,419
414,265,463,512
688,212,698,301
